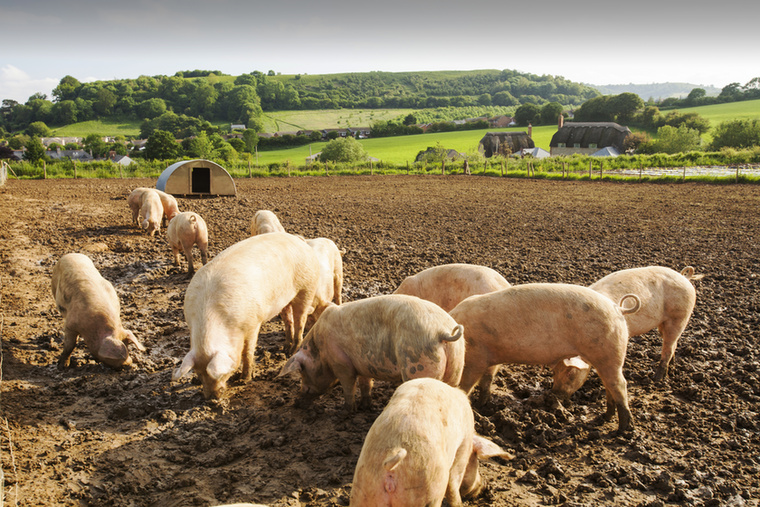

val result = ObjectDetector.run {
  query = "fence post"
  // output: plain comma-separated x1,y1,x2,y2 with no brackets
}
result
74,161,78,179
501,160,504,177
736,165,740,183
406,161,410,175
248,159,252,178
600,161,604,179
43,161,47,179
639,162,642,181
588,160,592,179
682,166,686,183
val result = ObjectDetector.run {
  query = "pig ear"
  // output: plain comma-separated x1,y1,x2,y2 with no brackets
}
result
473,435,514,461
172,351,195,381
123,330,146,351
206,352,235,381
278,353,303,378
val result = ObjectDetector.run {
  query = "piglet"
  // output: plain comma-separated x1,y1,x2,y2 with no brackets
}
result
279,294,465,411
450,283,640,434
167,211,209,275
51,253,145,369
127,187,151,226
350,378,513,507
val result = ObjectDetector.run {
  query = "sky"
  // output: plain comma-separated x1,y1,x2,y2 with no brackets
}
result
2,0,759,103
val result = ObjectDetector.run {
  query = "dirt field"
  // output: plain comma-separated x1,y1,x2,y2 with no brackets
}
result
1,175,759,507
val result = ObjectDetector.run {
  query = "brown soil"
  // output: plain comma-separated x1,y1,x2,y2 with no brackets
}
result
1,176,759,507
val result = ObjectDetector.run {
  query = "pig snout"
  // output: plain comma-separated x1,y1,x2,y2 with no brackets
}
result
552,358,591,399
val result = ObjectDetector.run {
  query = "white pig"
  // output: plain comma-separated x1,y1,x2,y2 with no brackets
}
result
350,378,513,507
393,263,511,312
167,211,209,275
127,187,151,226
250,209,286,236
552,265,705,397
51,253,145,369
279,294,465,411
305,237,343,323
450,283,640,434
155,189,180,227
139,189,163,237
173,232,320,399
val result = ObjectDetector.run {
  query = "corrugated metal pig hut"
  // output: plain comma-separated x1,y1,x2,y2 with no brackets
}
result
156,159,237,197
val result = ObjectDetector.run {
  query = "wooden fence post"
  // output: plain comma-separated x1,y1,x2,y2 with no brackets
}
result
588,160,592,179
501,160,504,177
43,161,47,179
441,159,445,176
74,161,77,179
600,161,604,179
248,159,252,178
406,161,410,175
682,166,686,182
639,162,642,181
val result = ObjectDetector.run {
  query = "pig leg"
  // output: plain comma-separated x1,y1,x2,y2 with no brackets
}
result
288,291,315,355
459,361,486,401
182,242,195,275
654,319,689,382
279,305,294,353
240,324,262,382
199,245,208,265
597,369,633,434
171,245,182,267
57,328,79,369
358,376,373,410
337,372,359,412
475,365,501,407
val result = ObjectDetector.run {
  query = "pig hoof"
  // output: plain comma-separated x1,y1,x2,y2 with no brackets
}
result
653,367,668,382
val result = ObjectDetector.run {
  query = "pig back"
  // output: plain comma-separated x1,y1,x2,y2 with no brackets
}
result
52,253,121,327
319,294,465,384
451,283,629,365
350,378,473,505
590,266,697,337
184,233,319,330
394,263,511,312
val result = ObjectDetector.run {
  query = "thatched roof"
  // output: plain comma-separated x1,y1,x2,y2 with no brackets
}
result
550,122,630,152
478,132,534,158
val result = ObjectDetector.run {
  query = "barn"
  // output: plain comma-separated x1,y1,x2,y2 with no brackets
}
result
156,159,236,197
478,132,534,158
550,122,631,156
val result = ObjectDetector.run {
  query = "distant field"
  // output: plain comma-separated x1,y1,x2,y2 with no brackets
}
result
260,109,413,132
53,119,142,137
673,98,760,125
254,126,553,166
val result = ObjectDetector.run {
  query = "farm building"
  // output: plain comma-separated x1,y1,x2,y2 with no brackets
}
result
550,122,630,156
478,132,534,158
156,159,236,197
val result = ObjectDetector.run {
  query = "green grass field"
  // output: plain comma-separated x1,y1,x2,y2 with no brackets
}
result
260,109,414,132
673,98,760,125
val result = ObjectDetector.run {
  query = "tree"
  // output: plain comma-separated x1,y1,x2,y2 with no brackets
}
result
53,75,82,102
83,134,108,157
402,113,417,126
183,131,213,158
710,119,760,150
514,103,540,126
27,121,52,137
23,136,46,163
145,130,181,160
684,88,706,106
574,96,614,122
319,137,367,163
492,90,518,106
477,93,492,106
539,102,563,126
137,98,167,119
609,92,643,123
653,125,702,154
242,129,260,152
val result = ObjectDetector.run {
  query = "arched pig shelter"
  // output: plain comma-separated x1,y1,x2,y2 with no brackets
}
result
156,159,236,197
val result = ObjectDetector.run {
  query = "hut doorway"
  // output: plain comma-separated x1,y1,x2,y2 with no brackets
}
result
192,167,211,193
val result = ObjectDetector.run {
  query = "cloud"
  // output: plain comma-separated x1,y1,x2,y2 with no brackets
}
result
1,65,59,103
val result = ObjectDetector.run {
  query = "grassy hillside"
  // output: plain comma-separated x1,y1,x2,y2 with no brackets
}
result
672,98,760,126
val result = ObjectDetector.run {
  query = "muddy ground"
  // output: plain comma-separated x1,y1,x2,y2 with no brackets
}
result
1,175,759,507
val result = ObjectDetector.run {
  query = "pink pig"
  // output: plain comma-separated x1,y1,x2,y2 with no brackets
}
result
166,211,209,275
350,378,513,507
51,253,145,369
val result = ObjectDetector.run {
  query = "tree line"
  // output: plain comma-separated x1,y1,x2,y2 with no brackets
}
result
0,69,601,137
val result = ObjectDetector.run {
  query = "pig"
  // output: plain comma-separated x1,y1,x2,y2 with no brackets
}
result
393,263,511,312
127,187,151,226
250,209,286,236
279,294,465,411
305,237,343,323
139,188,163,236
350,378,513,507
51,253,145,369
172,232,320,399
166,211,209,275
155,189,180,227
450,283,640,434
552,265,705,396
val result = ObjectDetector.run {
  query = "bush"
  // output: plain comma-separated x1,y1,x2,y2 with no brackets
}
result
319,137,367,163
